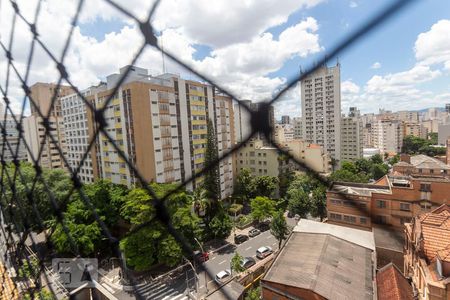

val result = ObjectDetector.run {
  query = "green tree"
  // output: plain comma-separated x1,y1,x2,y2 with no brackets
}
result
428,132,438,144
288,174,319,194
402,135,429,154
388,154,400,166
330,169,369,183
253,176,279,198
371,163,389,180
23,289,55,300
120,226,161,271
311,186,327,221
355,158,372,174
286,188,310,218
370,154,384,164
231,252,245,274
172,206,203,245
209,209,232,239
341,161,358,173
120,188,155,225
270,211,289,248
190,188,210,217
157,235,182,267
49,198,102,256
278,169,295,199
245,286,261,300
250,196,276,223
203,119,221,202
235,168,255,201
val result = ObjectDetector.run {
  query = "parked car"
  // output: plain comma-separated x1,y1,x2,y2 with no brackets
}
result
234,234,249,244
257,222,270,232
240,257,256,269
256,246,273,259
248,228,261,237
215,270,231,284
193,250,209,263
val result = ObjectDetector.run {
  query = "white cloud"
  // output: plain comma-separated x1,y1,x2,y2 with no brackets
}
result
0,0,324,117
370,62,381,69
349,1,358,8
342,80,360,94
415,19,450,69
153,0,325,47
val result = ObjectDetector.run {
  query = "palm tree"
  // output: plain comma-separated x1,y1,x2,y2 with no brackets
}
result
190,188,210,217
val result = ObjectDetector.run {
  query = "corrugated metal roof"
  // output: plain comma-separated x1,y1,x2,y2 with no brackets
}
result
294,219,375,250
264,231,374,300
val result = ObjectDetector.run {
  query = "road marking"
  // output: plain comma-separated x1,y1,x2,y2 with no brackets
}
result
218,260,226,265
211,256,216,260
199,285,204,289
266,235,272,239
272,242,277,246
207,280,214,284
245,246,252,251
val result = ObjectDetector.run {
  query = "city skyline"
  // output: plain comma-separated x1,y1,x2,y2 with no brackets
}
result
1,1,450,120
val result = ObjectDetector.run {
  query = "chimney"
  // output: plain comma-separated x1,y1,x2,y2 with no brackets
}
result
400,153,411,164
446,138,450,165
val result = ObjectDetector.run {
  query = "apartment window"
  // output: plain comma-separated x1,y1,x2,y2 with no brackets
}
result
420,183,431,192
420,202,432,211
343,215,356,223
400,217,410,225
360,217,367,224
376,200,387,209
376,215,387,224
329,213,342,221
400,202,410,211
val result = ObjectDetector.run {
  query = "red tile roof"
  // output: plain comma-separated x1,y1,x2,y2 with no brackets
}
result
377,263,413,300
417,204,450,262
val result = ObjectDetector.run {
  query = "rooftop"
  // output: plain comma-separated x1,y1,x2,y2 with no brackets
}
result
264,220,375,300
329,181,391,197
410,154,450,170
415,204,450,262
376,263,413,300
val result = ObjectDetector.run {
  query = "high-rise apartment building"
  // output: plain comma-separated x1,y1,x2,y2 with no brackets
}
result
397,111,419,123
301,63,341,163
340,107,363,162
372,119,403,154
80,66,235,198
0,115,28,162
24,83,73,169
281,115,290,125
293,117,303,140
60,87,103,183
403,122,428,139
233,100,275,144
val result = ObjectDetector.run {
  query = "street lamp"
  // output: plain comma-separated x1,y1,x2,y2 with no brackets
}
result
193,237,208,294
183,256,199,297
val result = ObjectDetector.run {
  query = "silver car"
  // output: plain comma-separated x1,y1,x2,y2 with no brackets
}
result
215,269,231,284
256,246,273,259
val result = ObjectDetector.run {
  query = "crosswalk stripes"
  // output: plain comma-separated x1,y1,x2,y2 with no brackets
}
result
135,281,188,300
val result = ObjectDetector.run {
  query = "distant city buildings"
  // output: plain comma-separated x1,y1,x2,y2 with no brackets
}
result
0,105,27,163
24,83,73,170
372,119,403,155
301,63,341,163
292,117,303,140
341,107,363,162
280,115,290,125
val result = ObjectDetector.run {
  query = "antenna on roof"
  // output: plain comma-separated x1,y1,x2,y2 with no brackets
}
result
161,32,166,74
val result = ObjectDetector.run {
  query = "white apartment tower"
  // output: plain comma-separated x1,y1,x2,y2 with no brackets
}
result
372,119,403,154
60,87,103,183
301,63,341,163
340,107,363,162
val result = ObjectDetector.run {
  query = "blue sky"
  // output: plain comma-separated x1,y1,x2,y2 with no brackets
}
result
3,0,449,118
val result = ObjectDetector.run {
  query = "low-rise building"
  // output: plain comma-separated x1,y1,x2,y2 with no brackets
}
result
404,204,450,300
393,154,450,177
327,175,450,231
403,122,428,139
376,263,413,300
262,219,376,300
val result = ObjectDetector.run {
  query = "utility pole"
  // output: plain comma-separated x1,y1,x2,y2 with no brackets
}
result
194,237,208,294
